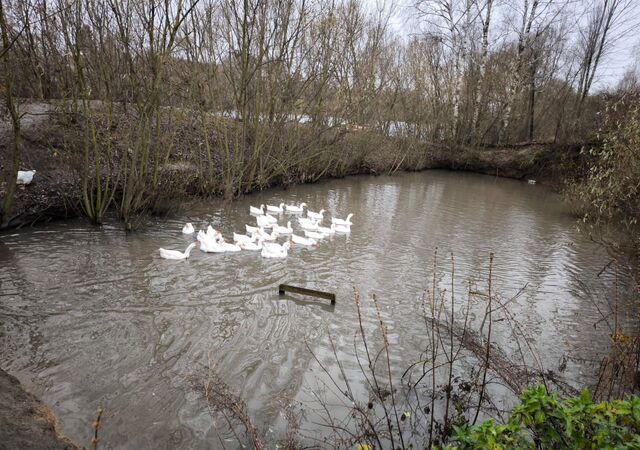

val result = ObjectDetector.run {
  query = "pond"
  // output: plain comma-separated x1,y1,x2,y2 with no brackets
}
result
0,171,628,448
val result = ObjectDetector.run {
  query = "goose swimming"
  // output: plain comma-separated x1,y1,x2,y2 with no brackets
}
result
182,223,195,234
317,224,336,235
273,221,293,235
285,203,307,213
160,242,197,260
332,213,353,226
261,241,291,258
307,209,325,221
291,234,317,246
304,230,326,240
266,203,285,213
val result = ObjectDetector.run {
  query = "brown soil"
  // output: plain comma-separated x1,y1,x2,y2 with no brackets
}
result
1,103,76,228
0,102,592,229
0,368,81,450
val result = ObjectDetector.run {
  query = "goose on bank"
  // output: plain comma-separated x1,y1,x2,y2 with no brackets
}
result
160,242,197,260
17,170,36,185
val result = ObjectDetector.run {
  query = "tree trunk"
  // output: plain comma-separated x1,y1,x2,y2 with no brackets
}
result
0,0,23,229
471,0,493,142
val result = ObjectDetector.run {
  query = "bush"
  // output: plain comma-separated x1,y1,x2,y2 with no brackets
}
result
573,101,640,240
445,385,640,449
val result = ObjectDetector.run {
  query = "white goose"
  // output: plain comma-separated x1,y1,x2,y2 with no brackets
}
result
285,203,307,213
17,170,36,185
291,234,317,246
220,241,242,252
233,232,256,245
304,230,326,240
198,231,227,253
250,204,266,215
258,229,279,241
266,203,285,213
246,224,260,234
206,225,223,242
317,224,336,235
298,218,319,231
332,213,353,226
334,223,351,234
240,238,263,251
261,241,291,258
160,242,197,260
182,223,195,234
307,209,325,221
274,221,293,235
257,215,275,228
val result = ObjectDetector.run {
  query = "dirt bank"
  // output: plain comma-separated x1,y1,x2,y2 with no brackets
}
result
1,103,75,229
0,368,80,450
0,102,588,229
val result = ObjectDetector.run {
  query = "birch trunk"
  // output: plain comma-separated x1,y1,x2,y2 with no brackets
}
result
471,0,493,141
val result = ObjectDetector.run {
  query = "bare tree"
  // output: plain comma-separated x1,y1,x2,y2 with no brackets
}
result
0,0,23,229
575,0,634,117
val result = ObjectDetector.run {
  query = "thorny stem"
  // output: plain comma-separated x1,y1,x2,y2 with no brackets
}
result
91,407,103,450
473,252,494,425
373,293,405,449
428,247,438,448
443,253,455,433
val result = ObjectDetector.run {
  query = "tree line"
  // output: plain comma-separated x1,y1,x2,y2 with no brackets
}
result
0,0,637,227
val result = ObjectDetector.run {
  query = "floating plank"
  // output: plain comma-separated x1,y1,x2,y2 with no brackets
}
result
278,284,336,304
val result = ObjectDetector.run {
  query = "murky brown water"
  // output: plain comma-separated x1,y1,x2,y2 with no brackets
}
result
0,171,629,448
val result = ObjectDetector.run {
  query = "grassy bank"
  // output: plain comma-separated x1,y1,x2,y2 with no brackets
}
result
0,102,589,230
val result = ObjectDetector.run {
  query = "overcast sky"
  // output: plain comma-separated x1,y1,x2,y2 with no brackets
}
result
378,0,640,91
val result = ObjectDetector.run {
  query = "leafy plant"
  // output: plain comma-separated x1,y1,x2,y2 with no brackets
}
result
444,385,640,449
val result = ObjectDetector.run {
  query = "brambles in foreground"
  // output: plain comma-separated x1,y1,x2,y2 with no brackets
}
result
444,385,640,450
165,250,635,448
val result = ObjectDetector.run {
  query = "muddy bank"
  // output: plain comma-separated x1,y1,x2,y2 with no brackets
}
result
0,103,589,229
0,368,80,450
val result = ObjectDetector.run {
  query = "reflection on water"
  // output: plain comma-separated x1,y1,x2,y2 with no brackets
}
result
0,171,629,448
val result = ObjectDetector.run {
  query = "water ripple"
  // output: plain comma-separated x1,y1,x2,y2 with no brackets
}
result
0,171,631,449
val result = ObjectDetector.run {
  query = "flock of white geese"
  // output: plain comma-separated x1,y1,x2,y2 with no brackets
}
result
159,202,354,260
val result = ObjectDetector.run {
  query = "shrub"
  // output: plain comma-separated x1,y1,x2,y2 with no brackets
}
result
574,101,640,240
445,385,640,449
